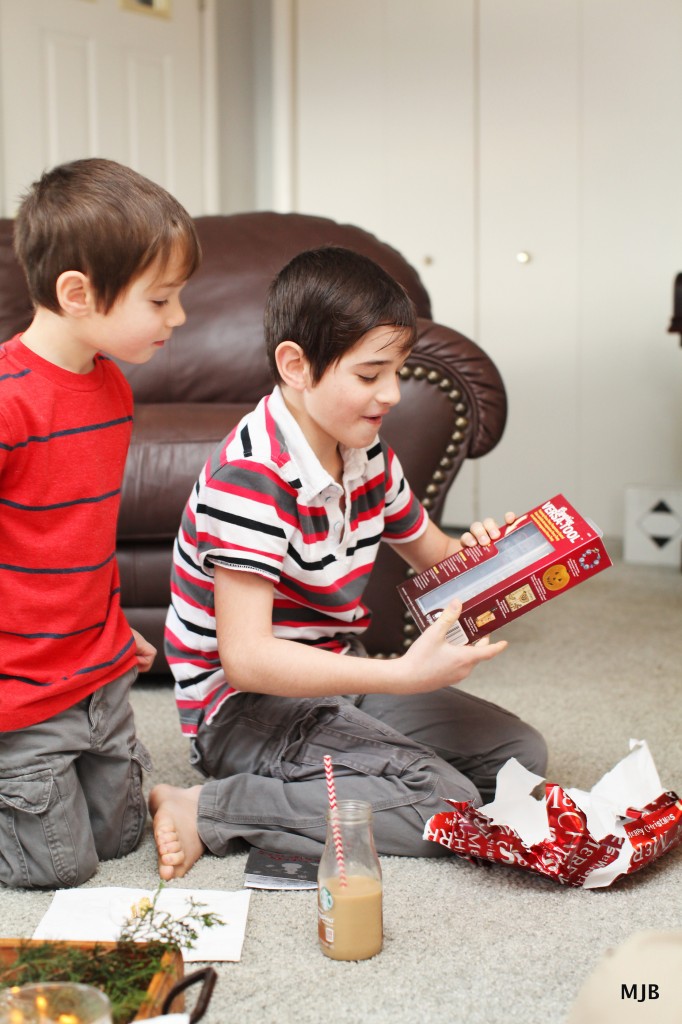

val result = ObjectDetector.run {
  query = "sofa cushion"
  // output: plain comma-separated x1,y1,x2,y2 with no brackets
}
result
118,402,249,541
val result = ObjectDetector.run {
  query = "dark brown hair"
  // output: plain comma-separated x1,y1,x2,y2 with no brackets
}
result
13,157,201,313
264,246,417,384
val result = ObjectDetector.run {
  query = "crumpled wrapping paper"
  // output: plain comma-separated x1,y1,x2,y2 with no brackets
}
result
424,739,682,888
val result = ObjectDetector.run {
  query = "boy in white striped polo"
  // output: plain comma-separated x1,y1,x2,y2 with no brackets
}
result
152,247,547,879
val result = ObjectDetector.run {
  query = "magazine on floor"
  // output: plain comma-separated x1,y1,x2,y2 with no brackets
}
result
243,847,320,890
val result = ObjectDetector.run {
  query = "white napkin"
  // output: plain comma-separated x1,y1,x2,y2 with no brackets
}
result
141,1017,189,1023
32,887,251,962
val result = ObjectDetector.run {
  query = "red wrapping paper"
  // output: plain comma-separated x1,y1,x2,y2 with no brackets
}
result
424,742,682,888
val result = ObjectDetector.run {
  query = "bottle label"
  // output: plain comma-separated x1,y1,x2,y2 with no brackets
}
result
319,886,333,912
317,876,383,960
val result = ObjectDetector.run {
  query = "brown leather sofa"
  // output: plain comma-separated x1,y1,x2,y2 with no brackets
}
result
0,211,507,674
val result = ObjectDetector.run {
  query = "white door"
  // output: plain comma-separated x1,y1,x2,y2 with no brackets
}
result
0,0,209,216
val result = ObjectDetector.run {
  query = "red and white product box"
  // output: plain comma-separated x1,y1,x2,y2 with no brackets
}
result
398,494,612,645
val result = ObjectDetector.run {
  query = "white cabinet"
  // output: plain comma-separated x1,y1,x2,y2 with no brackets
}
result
294,0,477,338
472,0,582,523
288,0,682,538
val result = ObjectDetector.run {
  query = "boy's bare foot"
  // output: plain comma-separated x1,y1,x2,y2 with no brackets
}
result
149,784,205,880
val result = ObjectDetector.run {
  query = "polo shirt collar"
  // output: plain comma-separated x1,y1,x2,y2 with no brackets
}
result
269,386,369,500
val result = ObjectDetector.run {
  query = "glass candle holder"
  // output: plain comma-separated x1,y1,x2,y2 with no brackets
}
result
0,983,112,1024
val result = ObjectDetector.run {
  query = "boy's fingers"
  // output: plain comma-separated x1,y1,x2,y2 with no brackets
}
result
463,518,504,545
466,521,488,543
469,639,508,660
437,601,462,629
481,517,500,537
434,602,507,659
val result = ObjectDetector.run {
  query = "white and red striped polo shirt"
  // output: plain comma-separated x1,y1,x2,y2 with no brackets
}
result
165,386,427,735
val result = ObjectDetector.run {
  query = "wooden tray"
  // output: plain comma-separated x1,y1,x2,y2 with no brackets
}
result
0,938,184,1021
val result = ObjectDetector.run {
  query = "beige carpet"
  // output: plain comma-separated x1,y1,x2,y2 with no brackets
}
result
1,548,680,1023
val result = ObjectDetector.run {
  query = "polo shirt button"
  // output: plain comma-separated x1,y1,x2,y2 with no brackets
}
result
334,522,342,533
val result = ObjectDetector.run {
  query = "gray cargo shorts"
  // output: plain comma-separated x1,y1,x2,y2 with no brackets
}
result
0,668,152,889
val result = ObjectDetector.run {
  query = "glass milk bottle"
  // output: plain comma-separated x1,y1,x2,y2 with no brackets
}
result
317,799,383,961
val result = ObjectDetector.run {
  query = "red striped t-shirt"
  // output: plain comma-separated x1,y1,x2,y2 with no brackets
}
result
0,336,137,730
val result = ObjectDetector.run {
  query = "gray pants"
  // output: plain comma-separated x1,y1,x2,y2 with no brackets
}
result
193,686,547,858
0,669,151,889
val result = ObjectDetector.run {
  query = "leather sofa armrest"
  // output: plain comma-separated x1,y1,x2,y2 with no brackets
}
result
379,318,507,525
414,318,507,460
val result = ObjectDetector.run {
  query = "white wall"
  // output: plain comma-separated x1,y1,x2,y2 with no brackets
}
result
215,0,274,212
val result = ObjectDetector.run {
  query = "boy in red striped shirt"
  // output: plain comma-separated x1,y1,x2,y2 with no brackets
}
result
153,246,547,878
0,158,200,888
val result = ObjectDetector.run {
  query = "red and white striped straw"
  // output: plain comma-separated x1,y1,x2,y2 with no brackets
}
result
323,754,347,887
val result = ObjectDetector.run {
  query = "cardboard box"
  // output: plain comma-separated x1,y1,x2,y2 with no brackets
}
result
398,494,612,645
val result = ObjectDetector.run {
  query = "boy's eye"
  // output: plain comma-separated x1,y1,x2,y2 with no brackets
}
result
358,374,378,383
152,299,168,307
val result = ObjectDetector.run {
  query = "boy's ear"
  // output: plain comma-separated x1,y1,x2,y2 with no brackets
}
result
54,270,96,317
275,340,312,391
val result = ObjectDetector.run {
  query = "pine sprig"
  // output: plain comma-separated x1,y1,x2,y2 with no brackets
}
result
120,881,224,951
0,883,224,1024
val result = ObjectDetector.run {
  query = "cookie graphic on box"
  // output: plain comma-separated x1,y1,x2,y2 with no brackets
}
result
505,584,535,611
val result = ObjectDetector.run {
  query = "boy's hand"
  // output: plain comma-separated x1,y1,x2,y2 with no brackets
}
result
400,599,507,693
131,628,157,673
459,511,516,548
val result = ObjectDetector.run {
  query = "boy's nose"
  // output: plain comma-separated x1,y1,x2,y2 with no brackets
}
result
378,375,401,407
168,298,186,328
